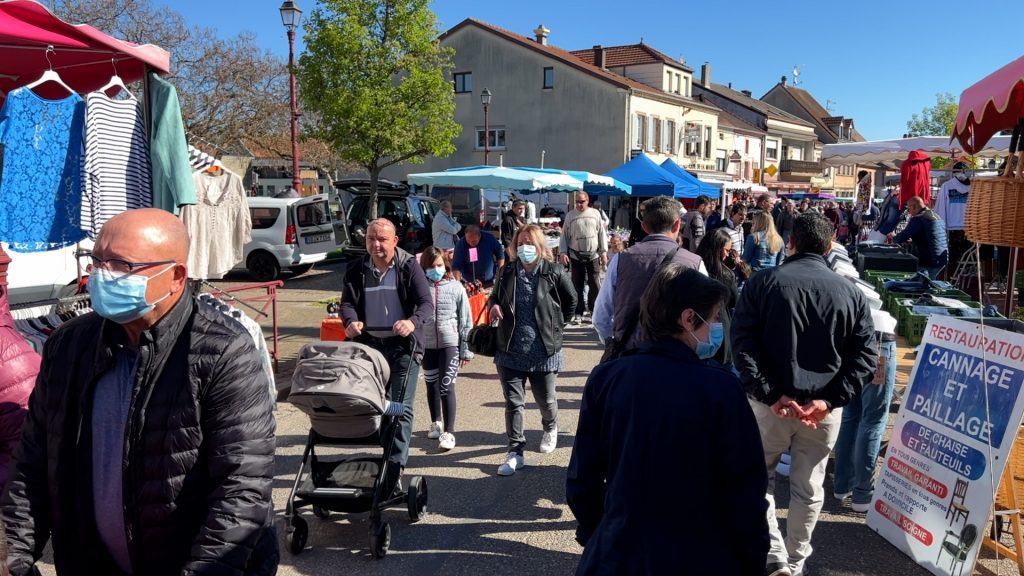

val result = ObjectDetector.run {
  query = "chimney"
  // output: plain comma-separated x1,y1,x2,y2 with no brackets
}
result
741,89,752,97
533,24,550,45
700,62,711,87
593,44,605,68
781,75,787,86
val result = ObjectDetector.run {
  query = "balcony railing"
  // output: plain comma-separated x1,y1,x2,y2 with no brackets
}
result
780,159,822,174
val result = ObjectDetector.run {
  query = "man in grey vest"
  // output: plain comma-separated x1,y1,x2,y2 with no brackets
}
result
593,196,706,358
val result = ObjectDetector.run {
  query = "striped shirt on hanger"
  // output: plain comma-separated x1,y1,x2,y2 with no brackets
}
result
81,92,152,238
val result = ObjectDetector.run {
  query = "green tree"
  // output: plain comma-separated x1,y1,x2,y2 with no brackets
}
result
905,92,958,137
298,0,460,218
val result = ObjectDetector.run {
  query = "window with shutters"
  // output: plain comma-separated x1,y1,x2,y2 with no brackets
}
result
704,127,712,159
632,114,643,150
653,117,662,153
646,116,656,151
665,120,675,153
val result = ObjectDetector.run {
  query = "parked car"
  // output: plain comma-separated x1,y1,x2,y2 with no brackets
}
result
342,185,440,255
3,241,89,306
236,195,336,281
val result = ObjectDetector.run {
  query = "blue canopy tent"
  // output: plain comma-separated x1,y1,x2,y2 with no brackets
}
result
603,154,693,197
660,158,721,198
515,167,632,196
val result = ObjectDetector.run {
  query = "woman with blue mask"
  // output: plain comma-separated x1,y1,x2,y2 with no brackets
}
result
488,224,576,476
418,247,472,451
567,264,769,576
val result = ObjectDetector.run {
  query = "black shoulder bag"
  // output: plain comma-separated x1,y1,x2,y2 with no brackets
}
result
599,246,679,364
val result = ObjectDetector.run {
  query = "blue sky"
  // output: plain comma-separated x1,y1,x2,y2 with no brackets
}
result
156,0,1024,140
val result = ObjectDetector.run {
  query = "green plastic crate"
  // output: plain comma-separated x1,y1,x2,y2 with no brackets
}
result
904,304,1003,346
865,270,916,292
884,288,971,314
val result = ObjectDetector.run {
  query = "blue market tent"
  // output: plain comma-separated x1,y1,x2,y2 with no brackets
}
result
603,154,692,197
515,167,632,196
660,158,721,198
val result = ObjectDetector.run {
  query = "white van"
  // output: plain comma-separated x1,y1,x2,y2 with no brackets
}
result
3,241,89,306
237,195,336,281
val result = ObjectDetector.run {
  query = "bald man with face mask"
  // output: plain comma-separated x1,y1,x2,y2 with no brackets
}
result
1,208,278,576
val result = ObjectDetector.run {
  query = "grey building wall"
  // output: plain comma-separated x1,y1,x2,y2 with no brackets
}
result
761,88,834,144
383,25,630,181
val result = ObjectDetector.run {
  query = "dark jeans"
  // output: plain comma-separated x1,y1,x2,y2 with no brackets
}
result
570,258,601,315
496,366,558,455
423,346,459,433
370,338,420,468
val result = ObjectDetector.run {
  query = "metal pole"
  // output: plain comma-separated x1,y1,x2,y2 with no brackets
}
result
288,28,302,194
483,102,490,166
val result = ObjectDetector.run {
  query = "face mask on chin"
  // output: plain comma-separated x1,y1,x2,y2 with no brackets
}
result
88,264,175,324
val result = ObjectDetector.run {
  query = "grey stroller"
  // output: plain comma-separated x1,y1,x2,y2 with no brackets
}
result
284,339,427,558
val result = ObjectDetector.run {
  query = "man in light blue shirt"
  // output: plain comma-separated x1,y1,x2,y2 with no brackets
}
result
432,200,461,251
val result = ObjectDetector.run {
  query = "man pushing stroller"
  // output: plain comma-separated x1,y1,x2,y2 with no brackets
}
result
341,218,433,493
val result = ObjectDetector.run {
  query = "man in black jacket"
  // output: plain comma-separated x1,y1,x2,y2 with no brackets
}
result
732,212,876,576
500,200,526,259
2,209,278,576
341,218,433,489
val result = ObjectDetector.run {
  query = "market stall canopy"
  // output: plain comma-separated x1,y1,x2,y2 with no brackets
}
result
603,154,691,197
954,55,1024,154
515,167,632,195
821,136,1010,167
660,158,721,197
0,0,170,101
407,165,583,191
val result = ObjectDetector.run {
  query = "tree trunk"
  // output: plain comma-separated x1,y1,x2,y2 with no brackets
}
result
369,166,381,220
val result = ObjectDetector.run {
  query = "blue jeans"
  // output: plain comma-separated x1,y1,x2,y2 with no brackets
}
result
377,341,420,468
920,266,944,280
833,339,897,504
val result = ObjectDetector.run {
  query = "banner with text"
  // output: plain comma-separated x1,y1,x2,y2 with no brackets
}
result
866,316,1024,575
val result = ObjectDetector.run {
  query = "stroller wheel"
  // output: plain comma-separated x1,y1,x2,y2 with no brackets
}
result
287,516,308,555
312,505,331,520
407,476,428,522
369,521,391,559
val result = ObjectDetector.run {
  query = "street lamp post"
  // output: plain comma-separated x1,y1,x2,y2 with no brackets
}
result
280,0,303,195
481,88,492,165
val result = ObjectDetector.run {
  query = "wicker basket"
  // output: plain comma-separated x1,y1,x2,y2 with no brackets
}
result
964,176,1024,248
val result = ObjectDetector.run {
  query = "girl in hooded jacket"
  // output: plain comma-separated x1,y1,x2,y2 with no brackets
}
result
420,246,473,451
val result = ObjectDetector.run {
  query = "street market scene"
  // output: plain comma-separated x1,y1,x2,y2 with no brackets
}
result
1,1,1024,575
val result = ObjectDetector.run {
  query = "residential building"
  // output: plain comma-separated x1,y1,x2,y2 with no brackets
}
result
389,18,722,183
761,76,868,199
693,64,820,196
714,108,767,193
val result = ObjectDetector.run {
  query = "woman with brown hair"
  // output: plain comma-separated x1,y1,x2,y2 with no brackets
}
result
743,211,784,272
487,224,576,476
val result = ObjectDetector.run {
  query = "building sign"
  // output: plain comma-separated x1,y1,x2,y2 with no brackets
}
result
866,316,1024,576
684,123,700,144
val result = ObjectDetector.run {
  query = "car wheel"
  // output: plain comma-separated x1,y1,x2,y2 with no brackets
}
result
288,264,314,277
247,251,280,282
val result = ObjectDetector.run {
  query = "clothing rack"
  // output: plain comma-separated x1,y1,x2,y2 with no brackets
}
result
196,279,284,371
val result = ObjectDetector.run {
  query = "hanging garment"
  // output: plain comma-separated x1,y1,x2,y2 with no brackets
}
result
147,74,197,215
181,170,252,280
81,92,151,238
899,150,931,209
933,177,970,231
0,87,87,252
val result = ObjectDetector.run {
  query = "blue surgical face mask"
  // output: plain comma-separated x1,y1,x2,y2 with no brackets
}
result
425,266,446,282
517,244,538,264
88,265,174,324
688,311,724,359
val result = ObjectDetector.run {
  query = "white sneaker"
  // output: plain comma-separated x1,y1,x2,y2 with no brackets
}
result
497,452,525,476
851,500,872,513
438,432,456,451
833,491,852,502
571,315,582,326
427,421,442,439
539,428,558,453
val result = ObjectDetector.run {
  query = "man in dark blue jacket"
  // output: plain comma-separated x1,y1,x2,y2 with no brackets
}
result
568,265,768,575
888,195,948,279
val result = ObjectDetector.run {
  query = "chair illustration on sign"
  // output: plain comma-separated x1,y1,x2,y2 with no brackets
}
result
946,478,970,527
938,524,978,576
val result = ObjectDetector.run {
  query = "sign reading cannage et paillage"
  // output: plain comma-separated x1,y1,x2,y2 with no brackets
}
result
867,316,1024,575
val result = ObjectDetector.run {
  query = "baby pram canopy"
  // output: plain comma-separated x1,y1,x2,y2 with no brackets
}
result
290,341,391,439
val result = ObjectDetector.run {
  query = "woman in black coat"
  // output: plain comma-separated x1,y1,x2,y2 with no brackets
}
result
567,266,769,575
488,224,576,477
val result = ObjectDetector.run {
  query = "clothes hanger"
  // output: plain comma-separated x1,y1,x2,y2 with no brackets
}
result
98,58,132,99
25,46,74,96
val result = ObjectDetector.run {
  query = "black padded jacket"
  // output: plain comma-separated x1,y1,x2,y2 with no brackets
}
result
1,290,278,576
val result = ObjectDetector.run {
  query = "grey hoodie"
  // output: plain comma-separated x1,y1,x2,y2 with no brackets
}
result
422,277,473,359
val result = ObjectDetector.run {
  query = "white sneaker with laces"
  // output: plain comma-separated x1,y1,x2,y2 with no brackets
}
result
427,421,443,439
539,428,558,453
438,432,456,451
497,452,525,476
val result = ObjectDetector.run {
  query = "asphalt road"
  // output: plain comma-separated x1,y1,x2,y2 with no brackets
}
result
32,259,1022,575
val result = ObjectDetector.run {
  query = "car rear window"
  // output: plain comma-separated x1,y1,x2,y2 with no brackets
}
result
296,201,331,227
250,207,281,229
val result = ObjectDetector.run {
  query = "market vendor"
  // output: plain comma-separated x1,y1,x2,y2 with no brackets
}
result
887,195,949,280
453,225,505,287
